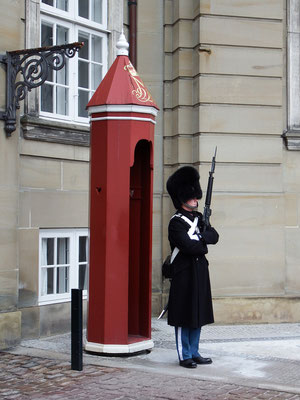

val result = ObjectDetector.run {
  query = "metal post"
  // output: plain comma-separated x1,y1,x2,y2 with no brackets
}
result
71,288,83,371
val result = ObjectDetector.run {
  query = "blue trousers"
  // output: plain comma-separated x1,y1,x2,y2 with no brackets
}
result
175,326,201,361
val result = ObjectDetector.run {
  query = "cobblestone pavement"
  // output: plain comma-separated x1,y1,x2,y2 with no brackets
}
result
1,352,300,400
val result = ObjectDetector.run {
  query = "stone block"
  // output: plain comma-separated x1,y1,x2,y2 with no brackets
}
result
200,163,282,193
0,0,24,51
138,0,163,32
21,306,40,339
199,75,282,106
172,79,193,107
0,134,18,188
0,311,21,349
164,25,173,53
283,150,300,193
18,228,39,308
20,156,61,190
173,0,194,21
39,301,87,336
285,228,300,274
164,81,172,109
285,194,298,226
198,134,282,163
172,107,193,135
62,160,89,191
172,20,193,51
164,54,172,81
20,137,90,162
137,32,163,81
173,49,193,79
198,46,282,77
199,16,282,48
0,269,18,311
200,0,283,19
210,193,285,228
198,104,282,134
151,291,162,317
210,226,285,296
163,110,173,136
164,136,193,165
0,187,18,230
213,297,300,324
0,228,17,271
19,191,89,228
164,0,173,25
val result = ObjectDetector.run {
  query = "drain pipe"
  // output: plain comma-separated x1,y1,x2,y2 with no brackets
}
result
128,0,137,68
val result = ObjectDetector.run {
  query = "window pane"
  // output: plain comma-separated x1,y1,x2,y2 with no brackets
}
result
92,0,102,23
56,25,68,45
41,22,53,47
56,0,68,11
41,238,55,265
57,238,69,264
78,0,89,19
78,61,89,88
78,90,89,117
41,84,53,113
92,64,102,90
47,268,54,294
57,266,69,293
57,59,68,85
78,32,89,60
56,86,69,115
79,264,87,290
92,35,102,63
42,0,54,6
79,236,87,262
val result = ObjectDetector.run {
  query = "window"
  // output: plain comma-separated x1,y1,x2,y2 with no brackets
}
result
39,229,89,304
40,0,108,122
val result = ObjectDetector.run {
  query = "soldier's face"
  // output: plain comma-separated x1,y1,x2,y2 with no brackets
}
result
182,198,198,211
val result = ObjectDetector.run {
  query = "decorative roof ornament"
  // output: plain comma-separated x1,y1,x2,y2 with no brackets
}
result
116,31,129,56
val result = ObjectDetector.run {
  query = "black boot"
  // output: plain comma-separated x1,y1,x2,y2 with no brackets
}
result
192,355,212,364
179,358,197,368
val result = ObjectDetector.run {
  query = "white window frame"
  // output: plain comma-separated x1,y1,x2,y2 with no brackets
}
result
287,0,300,131
39,228,89,305
40,0,108,124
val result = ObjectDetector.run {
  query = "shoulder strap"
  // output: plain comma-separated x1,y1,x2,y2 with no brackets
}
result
170,213,201,248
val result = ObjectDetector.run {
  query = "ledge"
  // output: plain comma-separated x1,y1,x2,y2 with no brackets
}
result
20,115,90,147
283,129,300,150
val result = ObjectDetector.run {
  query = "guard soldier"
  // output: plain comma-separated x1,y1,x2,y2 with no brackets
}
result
166,166,219,368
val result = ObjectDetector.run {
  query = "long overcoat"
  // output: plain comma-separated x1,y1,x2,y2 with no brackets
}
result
167,208,219,329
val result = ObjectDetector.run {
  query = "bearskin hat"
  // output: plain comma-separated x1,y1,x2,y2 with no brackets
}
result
166,166,202,209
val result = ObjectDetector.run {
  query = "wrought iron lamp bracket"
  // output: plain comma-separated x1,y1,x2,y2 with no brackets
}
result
0,41,83,137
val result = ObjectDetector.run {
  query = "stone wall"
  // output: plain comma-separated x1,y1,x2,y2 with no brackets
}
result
161,0,300,323
0,0,24,349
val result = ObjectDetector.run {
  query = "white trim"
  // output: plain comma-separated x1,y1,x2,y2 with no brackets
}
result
177,327,183,361
88,104,158,116
40,1,108,122
90,116,156,124
39,228,89,305
85,339,154,354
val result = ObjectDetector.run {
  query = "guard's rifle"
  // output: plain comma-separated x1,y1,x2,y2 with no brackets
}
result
202,147,217,230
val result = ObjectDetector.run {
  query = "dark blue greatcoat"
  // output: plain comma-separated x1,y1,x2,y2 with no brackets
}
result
167,208,219,329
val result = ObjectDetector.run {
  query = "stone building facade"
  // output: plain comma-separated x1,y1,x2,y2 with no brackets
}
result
1,0,300,349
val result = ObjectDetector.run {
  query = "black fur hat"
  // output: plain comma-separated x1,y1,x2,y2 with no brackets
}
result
166,166,202,209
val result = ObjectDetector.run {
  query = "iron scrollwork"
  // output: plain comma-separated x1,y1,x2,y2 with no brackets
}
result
0,42,83,137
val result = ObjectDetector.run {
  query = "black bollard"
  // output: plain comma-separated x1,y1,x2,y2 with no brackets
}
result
71,288,83,371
